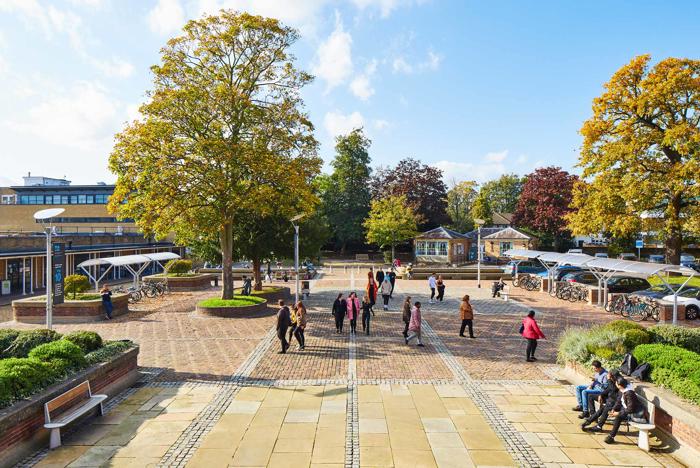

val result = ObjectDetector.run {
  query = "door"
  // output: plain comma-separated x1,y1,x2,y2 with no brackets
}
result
7,260,21,293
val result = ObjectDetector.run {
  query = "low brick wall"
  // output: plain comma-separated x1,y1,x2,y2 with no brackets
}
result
195,300,269,318
234,286,291,305
0,347,140,467
143,273,215,291
13,294,129,324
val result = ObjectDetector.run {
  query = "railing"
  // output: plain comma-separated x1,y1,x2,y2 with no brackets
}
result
0,226,142,236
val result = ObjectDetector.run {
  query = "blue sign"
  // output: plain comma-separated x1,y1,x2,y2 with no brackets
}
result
635,239,644,249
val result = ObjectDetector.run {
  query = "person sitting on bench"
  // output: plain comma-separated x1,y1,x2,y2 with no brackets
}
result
605,377,646,444
580,369,620,431
572,360,608,419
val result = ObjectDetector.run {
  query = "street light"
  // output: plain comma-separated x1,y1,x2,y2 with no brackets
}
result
33,208,65,330
474,218,485,288
290,213,306,305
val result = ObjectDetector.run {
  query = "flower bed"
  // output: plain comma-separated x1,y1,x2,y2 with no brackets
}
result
195,296,268,318
143,273,215,291
12,294,129,324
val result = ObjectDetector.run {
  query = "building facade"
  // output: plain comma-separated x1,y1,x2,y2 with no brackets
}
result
414,227,471,265
0,175,180,297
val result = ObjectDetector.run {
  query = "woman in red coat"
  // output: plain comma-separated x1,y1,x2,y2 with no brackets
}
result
521,310,545,362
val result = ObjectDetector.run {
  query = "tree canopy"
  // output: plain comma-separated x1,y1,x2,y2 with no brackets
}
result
364,194,419,259
478,174,524,215
446,180,478,232
567,55,700,263
108,12,321,298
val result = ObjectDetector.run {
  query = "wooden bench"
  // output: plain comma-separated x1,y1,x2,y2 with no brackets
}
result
44,381,107,449
355,254,370,261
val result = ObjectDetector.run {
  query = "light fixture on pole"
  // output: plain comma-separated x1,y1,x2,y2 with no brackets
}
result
33,208,65,330
474,218,485,288
290,214,306,305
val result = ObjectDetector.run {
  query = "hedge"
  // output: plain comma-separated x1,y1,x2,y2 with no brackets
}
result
0,329,20,355
0,358,61,407
28,340,87,372
633,344,700,405
85,340,134,366
63,331,103,353
2,330,62,358
165,259,192,274
648,325,700,354
603,320,645,334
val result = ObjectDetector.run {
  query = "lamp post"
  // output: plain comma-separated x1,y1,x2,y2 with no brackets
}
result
474,218,485,288
33,208,65,330
290,214,305,305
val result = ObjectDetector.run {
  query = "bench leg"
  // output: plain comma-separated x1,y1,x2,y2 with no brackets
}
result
637,429,650,451
49,428,61,449
98,402,104,417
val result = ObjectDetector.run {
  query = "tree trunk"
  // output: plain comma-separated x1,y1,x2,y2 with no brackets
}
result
252,256,263,291
220,222,234,299
665,194,683,265
391,244,395,263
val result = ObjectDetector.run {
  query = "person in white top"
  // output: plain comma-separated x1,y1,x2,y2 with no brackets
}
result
428,273,437,303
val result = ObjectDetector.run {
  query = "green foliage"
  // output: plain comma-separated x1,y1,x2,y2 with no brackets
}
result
4,330,62,358
558,324,635,370
602,320,645,334
63,331,103,353
0,358,61,408
364,195,419,253
478,174,525,214
0,329,20,355
446,181,477,232
557,328,593,364
198,296,266,308
85,341,134,366
633,344,700,404
64,274,91,299
648,325,700,354
622,329,652,350
28,340,87,372
470,192,492,225
166,259,192,274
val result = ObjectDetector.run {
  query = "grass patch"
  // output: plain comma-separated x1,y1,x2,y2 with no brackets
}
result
234,286,284,295
26,293,102,302
198,296,266,308
648,275,700,288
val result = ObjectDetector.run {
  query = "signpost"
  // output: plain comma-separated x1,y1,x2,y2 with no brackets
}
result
635,239,644,260
52,242,65,305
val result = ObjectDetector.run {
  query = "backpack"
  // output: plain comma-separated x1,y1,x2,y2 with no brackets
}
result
620,353,638,376
631,362,651,381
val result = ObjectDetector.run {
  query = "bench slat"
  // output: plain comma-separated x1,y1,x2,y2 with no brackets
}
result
44,395,107,428
46,381,91,417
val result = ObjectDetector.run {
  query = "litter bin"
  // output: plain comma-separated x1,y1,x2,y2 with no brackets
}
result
302,280,310,298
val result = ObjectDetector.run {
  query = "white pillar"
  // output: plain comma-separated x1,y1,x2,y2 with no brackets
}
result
22,257,26,295
46,229,53,330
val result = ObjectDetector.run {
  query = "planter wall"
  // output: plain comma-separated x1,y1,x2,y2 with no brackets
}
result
196,299,268,318
143,273,215,291
235,286,291,305
563,362,700,466
0,347,140,467
13,294,129,324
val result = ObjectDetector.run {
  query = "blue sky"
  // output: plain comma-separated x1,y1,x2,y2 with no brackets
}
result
1,0,699,186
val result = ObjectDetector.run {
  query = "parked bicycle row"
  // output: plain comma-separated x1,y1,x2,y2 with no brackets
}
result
114,281,170,304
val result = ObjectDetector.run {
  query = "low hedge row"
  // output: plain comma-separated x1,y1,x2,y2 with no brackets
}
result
633,344,700,405
648,325,700,354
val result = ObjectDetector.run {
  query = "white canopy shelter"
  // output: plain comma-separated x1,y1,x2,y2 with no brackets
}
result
77,252,181,290
503,249,696,324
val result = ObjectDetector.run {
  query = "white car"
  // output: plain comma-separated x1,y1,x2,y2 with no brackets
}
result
661,287,700,320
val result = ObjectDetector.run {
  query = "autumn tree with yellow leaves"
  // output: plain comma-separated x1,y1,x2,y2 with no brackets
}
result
568,55,700,264
108,12,321,299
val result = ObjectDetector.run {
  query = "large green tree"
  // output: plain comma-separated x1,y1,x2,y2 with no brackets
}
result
470,192,493,225
446,180,478,232
108,12,321,299
321,129,372,252
568,55,700,264
364,195,419,260
479,174,524,214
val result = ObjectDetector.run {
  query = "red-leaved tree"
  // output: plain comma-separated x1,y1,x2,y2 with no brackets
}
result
512,167,578,250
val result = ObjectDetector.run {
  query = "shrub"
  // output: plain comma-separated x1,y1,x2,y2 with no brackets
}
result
4,329,62,358
0,358,61,408
28,340,87,372
602,320,645,334
558,328,593,364
64,274,91,299
63,331,103,353
165,259,192,274
648,325,700,354
622,329,652,350
633,344,700,405
85,340,134,366
0,329,20,356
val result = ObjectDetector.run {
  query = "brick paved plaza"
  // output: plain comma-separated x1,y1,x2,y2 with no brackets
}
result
4,271,685,467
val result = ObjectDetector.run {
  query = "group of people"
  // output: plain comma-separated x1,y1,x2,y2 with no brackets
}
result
275,299,308,354
574,361,648,444
427,273,446,303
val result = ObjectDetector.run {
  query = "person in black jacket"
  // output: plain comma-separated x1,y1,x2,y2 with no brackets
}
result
332,293,346,334
276,300,291,354
376,269,385,286
388,270,397,298
604,377,645,444
581,370,620,431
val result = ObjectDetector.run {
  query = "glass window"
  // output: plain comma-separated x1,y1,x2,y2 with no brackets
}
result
86,195,94,204
78,195,86,204
61,195,68,204
53,195,60,204
416,242,425,256
427,242,436,256
500,242,512,255
70,195,78,204
438,242,448,256
44,195,53,204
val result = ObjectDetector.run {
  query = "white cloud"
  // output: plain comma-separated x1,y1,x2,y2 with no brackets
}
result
312,12,353,92
373,119,390,130
392,49,443,74
67,0,105,7
148,0,186,35
4,81,121,151
349,59,377,101
485,150,508,163
421,50,442,71
92,56,134,78
351,0,400,18
392,57,412,74
323,110,364,136
435,150,514,183
0,0,52,35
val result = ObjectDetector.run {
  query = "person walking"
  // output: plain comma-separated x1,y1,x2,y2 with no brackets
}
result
428,273,437,303
436,275,446,302
406,301,424,346
276,300,291,354
376,268,385,286
346,292,360,334
288,303,298,346
521,310,545,362
100,285,113,320
361,295,372,335
366,274,378,315
388,269,397,298
332,293,346,334
402,296,412,338
294,301,307,350
459,294,475,338
265,261,272,282
380,276,392,310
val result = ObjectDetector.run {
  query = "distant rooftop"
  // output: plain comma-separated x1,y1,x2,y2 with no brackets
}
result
23,173,71,186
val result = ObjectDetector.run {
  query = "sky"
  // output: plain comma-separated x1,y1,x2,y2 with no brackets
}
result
0,0,699,187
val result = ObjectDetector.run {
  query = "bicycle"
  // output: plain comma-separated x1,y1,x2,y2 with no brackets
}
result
114,285,142,304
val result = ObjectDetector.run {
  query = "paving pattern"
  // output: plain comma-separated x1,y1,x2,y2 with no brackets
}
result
8,271,688,468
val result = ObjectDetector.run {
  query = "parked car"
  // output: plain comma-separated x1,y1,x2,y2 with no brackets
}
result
561,271,599,285
680,253,696,264
537,265,585,281
594,253,609,258
648,255,665,263
631,284,682,299
618,253,637,261
567,248,583,254
502,260,546,276
562,272,651,293
661,287,700,320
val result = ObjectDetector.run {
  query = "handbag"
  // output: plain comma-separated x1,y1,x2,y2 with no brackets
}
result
518,323,525,335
